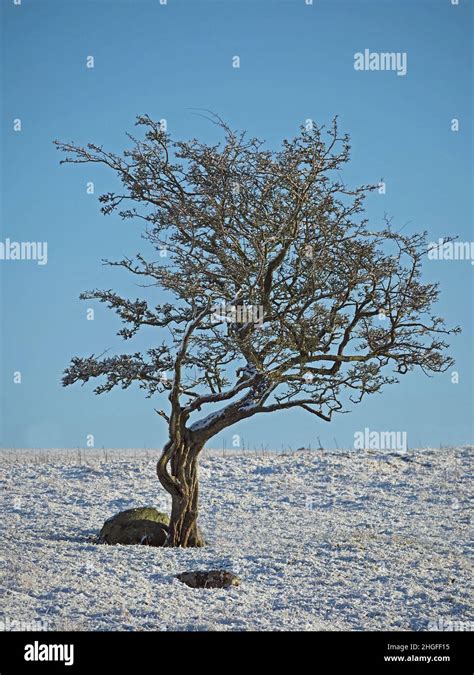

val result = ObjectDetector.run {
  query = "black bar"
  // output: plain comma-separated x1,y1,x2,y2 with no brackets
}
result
1,631,471,673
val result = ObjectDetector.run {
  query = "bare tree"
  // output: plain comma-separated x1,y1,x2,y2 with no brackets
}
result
55,115,459,547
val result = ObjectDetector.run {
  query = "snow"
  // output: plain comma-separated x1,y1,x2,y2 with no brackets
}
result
0,446,472,632
188,409,227,432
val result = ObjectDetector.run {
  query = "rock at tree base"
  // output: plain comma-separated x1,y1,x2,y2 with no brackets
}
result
176,570,241,589
99,507,170,546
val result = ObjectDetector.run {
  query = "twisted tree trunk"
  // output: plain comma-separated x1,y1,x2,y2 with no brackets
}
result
157,436,205,547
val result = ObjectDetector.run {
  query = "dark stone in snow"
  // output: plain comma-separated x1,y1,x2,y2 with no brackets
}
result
99,506,169,546
176,570,241,589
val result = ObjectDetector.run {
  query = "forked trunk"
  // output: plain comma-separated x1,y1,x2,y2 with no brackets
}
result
157,438,205,547
167,484,204,547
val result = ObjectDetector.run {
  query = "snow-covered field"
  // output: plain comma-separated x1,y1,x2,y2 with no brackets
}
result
1,446,472,632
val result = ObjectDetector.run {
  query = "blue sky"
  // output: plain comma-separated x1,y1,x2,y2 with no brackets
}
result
0,0,472,450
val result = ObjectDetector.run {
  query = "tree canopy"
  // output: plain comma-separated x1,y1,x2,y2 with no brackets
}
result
56,115,458,443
